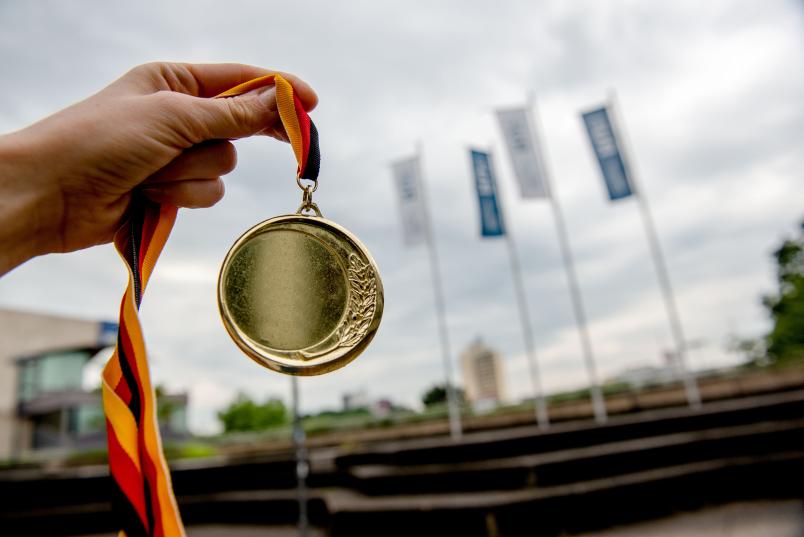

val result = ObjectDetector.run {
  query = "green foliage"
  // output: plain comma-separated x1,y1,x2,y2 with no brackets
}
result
163,442,217,460
65,448,108,466
547,382,631,405
421,384,465,407
307,407,372,419
154,384,178,423
301,410,373,436
548,387,593,404
762,221,804,364
65,442,217,466
729,337,768,366
602,381,632,395
217,393,288,433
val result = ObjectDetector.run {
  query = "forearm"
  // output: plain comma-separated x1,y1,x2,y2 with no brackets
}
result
0,132,62,275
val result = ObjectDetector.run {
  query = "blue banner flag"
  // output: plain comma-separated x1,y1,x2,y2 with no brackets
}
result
470,149,505,237
581,107,633,200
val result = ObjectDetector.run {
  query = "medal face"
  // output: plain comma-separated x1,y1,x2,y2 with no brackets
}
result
218,214,384,376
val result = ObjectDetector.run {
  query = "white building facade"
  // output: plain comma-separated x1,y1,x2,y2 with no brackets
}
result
460,339,507,409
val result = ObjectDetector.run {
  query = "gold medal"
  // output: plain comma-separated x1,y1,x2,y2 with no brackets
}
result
218,190,383,375
215,74,383,375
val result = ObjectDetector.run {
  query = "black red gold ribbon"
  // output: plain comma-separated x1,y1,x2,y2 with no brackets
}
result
216,74,320,181
102,73,317,537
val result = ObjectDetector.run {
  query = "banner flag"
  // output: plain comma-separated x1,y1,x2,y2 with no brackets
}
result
391,156,427,246
495,108,550,198
470,149,506,237
581,106,634,200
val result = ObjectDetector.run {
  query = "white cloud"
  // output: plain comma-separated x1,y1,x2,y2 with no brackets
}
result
0,0,801,433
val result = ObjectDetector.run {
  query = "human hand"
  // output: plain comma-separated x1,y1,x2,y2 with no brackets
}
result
0,62,317,275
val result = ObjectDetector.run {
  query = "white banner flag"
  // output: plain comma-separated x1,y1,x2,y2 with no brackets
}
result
495,107,550,198
391,156,426,246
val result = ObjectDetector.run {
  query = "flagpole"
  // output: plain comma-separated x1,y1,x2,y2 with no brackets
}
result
488,148,549,430
416,143,463,440
606,91,702,409
526,98,608,424
290,377,309,537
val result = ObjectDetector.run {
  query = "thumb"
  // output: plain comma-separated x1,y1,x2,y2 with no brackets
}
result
181,85,282,141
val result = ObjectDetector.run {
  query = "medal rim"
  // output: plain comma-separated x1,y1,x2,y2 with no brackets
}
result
218,213,384,376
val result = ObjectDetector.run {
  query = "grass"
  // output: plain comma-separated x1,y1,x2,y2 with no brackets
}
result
63,441,218,466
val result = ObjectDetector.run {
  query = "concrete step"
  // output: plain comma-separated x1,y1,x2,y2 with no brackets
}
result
334,390,804,469
2,390,802,535
343,418,804,494
326,451,804,537
0,489,330,536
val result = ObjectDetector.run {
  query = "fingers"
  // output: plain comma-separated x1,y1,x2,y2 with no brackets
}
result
134,62,317,145
137,140,232,209
145,140,237,184
141,140,235,208
174,85,285,142
129,62,318,111
183,63,318,111
183,63,277,96
141,178,225,209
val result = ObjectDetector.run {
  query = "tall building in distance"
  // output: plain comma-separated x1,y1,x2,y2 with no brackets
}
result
460,339,506,409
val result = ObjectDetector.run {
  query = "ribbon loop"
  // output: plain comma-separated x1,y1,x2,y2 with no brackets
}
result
216,73,320,181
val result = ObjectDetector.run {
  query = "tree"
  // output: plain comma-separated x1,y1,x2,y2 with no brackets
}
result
422,384,465,407
217,393,288,433
154,384,178,424
762,221,804,363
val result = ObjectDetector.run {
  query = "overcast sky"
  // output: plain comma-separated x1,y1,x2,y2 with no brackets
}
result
0,1,802,434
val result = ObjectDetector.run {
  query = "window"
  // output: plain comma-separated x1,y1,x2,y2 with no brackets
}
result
18,350,91,402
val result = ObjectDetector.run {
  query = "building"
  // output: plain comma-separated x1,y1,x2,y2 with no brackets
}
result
0,308,187,460
460,339,506,409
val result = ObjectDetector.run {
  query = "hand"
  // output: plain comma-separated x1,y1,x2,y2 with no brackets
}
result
0,62,317,275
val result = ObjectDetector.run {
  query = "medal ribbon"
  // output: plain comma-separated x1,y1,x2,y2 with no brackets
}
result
217,74,320,181
102,74,318,537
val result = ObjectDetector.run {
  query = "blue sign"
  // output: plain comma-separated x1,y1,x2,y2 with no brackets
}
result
581,107,633,200
470,149,505,237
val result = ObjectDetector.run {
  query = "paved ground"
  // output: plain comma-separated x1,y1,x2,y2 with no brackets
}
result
576,500,804,537
79,500,803,536
80,525,326,537
183,526,326,537
184,500,804,536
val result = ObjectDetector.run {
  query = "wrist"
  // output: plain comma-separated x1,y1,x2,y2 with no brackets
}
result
0,131,64,275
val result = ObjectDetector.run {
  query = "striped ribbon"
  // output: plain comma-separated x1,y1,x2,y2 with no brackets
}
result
102,74,319,537
217,74,320,180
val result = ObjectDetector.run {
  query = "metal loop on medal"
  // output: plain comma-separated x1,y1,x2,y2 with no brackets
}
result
296,176,318,193
296,184,323,217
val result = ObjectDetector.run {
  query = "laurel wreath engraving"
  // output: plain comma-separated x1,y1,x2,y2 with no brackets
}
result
336,254,377,347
